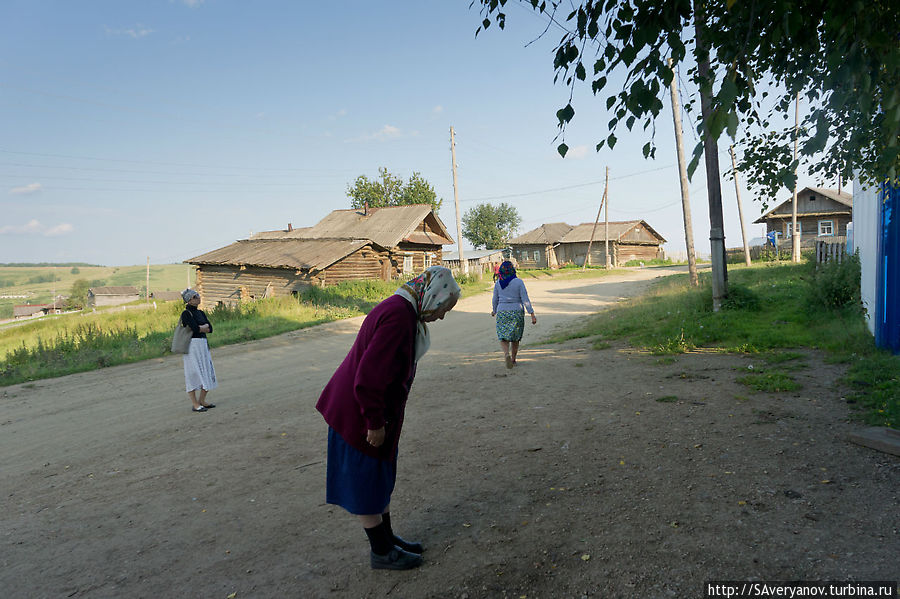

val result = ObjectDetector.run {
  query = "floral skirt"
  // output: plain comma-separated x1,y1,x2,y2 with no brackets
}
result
496,310,525,342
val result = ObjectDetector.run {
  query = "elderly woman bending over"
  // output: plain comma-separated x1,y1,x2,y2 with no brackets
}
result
316,266,461,571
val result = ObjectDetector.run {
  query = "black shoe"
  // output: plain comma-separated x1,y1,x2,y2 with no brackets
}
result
191,406,208,412
201,404,216,409
370,546,424,570
393,535,424,554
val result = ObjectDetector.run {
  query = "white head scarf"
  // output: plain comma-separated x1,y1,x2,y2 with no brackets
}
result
394,266,461,362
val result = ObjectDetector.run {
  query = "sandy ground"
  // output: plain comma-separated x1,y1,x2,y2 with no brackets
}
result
1,267,897,599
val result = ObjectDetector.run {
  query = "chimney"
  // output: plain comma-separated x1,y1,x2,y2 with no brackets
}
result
287,223,293,232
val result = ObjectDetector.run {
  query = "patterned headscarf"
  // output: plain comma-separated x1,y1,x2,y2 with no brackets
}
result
394,266,462,362
181,288,200,303
498,261,517,289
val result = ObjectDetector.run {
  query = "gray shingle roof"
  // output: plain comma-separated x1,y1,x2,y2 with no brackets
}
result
89,286,140,296
186,238,375,272
509,223,574,245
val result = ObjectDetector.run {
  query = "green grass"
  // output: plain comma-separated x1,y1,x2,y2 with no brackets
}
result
736,372,802,392
556,258,898,429
0,276,490,386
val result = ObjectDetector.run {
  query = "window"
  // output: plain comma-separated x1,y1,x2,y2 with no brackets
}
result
403,255,413,273
424,253,432,268
786,221,802,238
818,220,834,236
533,250,540,262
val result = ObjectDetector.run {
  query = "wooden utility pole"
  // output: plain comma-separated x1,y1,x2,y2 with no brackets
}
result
449,127,468,275
729,146,752,267
693,0,728,310
583,167,609,271
668,58,699,286
791,94,801,262
146,257,150,303
604,167,611,268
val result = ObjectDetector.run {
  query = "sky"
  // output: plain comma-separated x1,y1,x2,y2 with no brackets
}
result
1,0,827,266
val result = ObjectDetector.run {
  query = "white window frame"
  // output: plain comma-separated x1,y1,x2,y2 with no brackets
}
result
786,221,802,238
533,250,540,262
403,255,413,273
818,220,834,236
424,253,432,268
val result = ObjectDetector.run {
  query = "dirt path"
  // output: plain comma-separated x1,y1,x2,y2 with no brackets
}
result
2,267,897,599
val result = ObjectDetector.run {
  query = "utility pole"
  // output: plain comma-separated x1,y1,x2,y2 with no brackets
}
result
450,127,468,275
146,256,150,304
583,167,608,271
668,58,699,286
729,146,752,267
604,166,611,268
693,0,728,310
791,93,801,263
186,266,191,290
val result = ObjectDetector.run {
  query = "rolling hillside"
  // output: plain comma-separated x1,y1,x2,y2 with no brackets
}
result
0,264,196,319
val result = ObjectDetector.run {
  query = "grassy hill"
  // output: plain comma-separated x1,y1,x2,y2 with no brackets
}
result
0,264,196,319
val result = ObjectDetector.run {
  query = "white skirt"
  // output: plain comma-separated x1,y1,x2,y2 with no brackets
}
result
183,338,218,392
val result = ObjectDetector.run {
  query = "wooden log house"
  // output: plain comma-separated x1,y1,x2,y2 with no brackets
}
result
186,205,453,308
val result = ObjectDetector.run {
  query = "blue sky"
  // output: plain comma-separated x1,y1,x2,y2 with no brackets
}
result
1,0,806,266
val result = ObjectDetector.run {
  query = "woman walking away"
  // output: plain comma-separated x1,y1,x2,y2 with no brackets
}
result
316,266,461,571
491,261,537,369
180,289,217,412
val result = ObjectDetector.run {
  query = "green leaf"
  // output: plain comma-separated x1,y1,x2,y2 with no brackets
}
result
556,103,575,125
558,143,569,157
726,110,739,138
607,133,617,149
576,62,586,81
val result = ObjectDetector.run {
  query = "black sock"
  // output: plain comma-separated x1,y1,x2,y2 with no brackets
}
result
364,521,393,556
381,512,394,537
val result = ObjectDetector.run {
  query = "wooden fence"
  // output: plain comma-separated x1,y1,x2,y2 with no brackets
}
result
815,236,848,266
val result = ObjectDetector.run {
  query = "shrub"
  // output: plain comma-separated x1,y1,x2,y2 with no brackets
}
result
806,253,861,311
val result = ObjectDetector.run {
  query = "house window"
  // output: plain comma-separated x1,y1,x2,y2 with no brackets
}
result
786,221,802,238
403,255,413,273
424,253,432,268
533,250,540,262
818,220,834,236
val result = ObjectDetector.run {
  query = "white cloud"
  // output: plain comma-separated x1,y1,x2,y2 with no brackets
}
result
433,105,444,114
567,145,590,159
105,24,154,39
0,219,74,237
348,124,403,143
45,223,74,237
182,0,205,7
9,183,42,195
336,109,347,117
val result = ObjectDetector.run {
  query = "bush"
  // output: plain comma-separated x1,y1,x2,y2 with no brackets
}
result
806,253,861,311
721,283,761,311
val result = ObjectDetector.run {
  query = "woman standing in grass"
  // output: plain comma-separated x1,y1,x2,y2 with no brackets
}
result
180,289,217,412
316,266,461,570
491,261,537,368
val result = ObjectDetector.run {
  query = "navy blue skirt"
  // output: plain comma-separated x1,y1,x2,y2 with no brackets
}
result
326,428,397,515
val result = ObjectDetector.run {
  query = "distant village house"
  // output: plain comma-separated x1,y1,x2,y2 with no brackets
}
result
186,205,453,308
87,286,141,307
510,220,666,268
754,186,852,248
442,248,506,275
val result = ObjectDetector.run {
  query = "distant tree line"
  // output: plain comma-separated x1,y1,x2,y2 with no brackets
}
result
0,262,101,268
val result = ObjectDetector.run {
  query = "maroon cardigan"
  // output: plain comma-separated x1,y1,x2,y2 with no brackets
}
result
316,295,418,461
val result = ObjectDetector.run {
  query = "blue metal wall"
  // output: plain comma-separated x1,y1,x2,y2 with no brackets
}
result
876,182,900,352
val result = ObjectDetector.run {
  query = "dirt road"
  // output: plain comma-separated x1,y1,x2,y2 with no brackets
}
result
2,267,897,599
